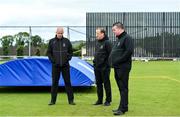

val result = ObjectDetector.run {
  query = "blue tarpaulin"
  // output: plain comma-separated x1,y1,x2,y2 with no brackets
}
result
0,57,95,86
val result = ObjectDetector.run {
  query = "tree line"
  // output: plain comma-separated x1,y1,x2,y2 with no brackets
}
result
0,32,85,57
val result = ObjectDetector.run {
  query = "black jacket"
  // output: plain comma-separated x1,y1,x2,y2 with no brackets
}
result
109,31,134,69
47,36,73,67
93,35,112,69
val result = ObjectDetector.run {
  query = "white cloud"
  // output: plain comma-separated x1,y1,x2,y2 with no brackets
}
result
0,4,85,26
1,0,179,26
0,0,179,41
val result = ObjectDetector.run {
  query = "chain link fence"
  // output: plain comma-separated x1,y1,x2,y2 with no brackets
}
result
0,26,86,61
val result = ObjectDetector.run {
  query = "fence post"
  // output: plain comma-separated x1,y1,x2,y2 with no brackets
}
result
29,26,32,56
67,26,70,40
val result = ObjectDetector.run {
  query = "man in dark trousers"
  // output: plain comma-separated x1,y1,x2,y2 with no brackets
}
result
109,22,134,115
47,27,75,105
93,28,112,106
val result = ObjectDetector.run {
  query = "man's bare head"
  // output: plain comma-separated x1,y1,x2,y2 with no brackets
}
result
56,27,64,39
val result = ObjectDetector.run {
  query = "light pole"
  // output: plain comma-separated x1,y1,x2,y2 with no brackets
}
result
29,26,32,56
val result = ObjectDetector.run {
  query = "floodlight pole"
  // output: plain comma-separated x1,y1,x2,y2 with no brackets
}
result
67,26,70,40
29,26,32,56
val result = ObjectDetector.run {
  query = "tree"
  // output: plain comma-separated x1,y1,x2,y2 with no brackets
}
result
0,35,13,56
31,35,42,56
41,39,48,56
35,48,40,56
14,32,29,56
31,35,42,47
72,41,85,56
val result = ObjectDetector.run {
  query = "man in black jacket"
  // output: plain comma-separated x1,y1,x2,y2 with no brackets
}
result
93,28,112,106
47,27,75,105
109,22,134,115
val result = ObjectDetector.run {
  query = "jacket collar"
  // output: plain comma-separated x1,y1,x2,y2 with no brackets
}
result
55,35,64,40
98,35,109,42
117,31,127,39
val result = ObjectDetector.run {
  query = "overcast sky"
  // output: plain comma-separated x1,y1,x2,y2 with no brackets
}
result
0,0,180,41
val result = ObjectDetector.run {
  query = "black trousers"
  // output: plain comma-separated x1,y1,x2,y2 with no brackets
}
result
94,67,112,103
114,68,130,111
50,64,74,103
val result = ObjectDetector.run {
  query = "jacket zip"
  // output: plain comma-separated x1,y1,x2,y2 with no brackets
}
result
60,40,62,66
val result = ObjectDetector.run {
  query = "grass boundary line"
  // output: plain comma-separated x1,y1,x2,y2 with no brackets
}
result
131,76,180,84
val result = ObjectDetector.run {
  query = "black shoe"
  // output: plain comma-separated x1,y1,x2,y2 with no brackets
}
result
104,102,110,106
48,102,55,105
112,109,119,112
69,101,76,105
112,109,128,113
122,109,128,113
113,110,125,116
93,101,102,105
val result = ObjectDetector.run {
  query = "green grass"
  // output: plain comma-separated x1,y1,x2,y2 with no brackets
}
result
0,61,6,64
0,61,180,116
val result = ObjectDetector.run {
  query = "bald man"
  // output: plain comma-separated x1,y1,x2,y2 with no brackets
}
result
47,27,75,105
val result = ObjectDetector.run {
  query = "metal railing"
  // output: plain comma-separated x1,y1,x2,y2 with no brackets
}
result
0,26,86,59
